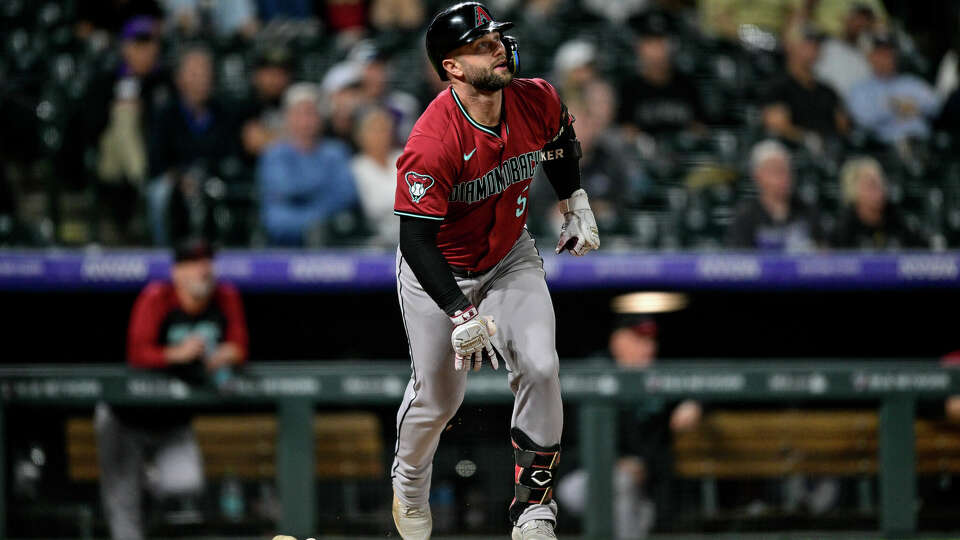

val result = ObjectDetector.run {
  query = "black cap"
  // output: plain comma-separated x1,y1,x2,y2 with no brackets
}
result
871,32,897,49
425,2,513,80
849,2,876,17
633,12,670,39
255,46,292,70
615,315,659,337
174,238,214,263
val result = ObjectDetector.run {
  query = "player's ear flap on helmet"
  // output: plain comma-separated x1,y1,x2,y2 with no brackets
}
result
502,35,520,76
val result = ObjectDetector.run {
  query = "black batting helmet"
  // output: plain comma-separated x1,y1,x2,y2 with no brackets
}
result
425,2,518,81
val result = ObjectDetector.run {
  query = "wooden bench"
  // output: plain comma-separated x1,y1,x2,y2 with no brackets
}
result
66,412,384,482
672,410,960,515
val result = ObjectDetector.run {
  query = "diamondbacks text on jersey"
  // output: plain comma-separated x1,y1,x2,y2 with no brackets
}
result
394,77,564,271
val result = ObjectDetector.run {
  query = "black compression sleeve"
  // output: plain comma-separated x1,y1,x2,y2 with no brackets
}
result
541,106,582,200
399,216,472,317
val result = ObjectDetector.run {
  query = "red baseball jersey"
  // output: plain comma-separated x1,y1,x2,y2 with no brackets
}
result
394,78,564,271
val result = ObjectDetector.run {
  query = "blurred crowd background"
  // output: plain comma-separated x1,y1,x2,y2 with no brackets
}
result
4,0,960,251
7,2,960,539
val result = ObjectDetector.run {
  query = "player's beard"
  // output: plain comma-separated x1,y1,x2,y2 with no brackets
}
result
463,62,512,92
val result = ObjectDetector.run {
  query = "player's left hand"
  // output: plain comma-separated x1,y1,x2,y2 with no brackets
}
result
556,188,600,256
450,307,498,371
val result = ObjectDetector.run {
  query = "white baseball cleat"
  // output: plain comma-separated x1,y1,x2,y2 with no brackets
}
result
392,493,432,539
511,519,557,540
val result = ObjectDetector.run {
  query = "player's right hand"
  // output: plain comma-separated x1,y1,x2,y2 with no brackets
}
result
556,188,600,256
450,306,498,371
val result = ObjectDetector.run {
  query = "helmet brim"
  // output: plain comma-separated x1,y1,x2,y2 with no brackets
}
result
458,21,514,44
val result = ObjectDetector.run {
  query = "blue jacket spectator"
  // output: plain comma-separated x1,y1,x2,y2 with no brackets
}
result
258,83,358,246
847,34,940,144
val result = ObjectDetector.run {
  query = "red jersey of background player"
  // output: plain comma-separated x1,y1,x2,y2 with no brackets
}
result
394,77,564,271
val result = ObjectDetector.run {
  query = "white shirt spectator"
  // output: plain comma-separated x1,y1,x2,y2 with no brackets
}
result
352,149,402,247
815,38,872,96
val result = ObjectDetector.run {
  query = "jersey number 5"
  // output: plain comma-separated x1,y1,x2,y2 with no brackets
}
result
515,185,530,218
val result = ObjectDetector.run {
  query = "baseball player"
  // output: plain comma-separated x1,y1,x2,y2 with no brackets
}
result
391,3,600,539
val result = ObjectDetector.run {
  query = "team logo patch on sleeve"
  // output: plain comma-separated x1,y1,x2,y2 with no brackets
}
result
404,171,436,203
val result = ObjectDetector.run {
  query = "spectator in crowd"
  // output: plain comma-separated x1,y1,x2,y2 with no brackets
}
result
618,15,707,139
551,39,599,104
75,0,163,39
370,0,425,31
814,3,877,96
581,0,647,25
351,106,401,247
147,46,242,244
357,50,421,142
762,25,850,146
321,0,367,42
801,0,887,40
239,47,293,162
831,156,925,249
727,140,822,251
65,16,174,244
846,33,940,145
258,83,358,246
699,0,802,42
165,0,260,40
557,316,702,539
95,238,248,540
534,80,645,240
321,60,367,145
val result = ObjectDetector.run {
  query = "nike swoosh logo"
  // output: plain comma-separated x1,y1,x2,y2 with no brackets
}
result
463,148,477,161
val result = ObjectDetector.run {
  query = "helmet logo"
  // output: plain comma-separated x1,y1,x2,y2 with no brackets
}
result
405,171,436,203
475,5,492,27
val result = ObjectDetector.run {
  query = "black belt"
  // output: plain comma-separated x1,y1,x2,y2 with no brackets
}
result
449,264,494,279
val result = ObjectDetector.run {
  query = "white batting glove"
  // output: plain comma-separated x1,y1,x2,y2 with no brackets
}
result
556,188,600,256
450,306,498,371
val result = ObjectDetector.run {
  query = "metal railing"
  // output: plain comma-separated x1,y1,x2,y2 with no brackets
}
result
0,360,955,538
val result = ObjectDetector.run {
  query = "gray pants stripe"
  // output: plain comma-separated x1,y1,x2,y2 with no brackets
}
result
392,253,419,481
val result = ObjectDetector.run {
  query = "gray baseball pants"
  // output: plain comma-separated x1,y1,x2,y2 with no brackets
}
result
94,403,204,540
392,229,563,526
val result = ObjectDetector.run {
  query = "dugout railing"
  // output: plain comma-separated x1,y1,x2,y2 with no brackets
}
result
0,361,955,539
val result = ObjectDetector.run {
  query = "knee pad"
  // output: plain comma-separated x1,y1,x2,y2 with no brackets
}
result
509,427,560,523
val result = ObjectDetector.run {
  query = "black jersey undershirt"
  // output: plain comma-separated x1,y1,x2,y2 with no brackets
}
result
399,216,472,317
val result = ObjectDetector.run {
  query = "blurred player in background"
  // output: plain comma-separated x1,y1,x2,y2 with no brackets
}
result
95,238,248,539
558,317,701,539
389,3,599,539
